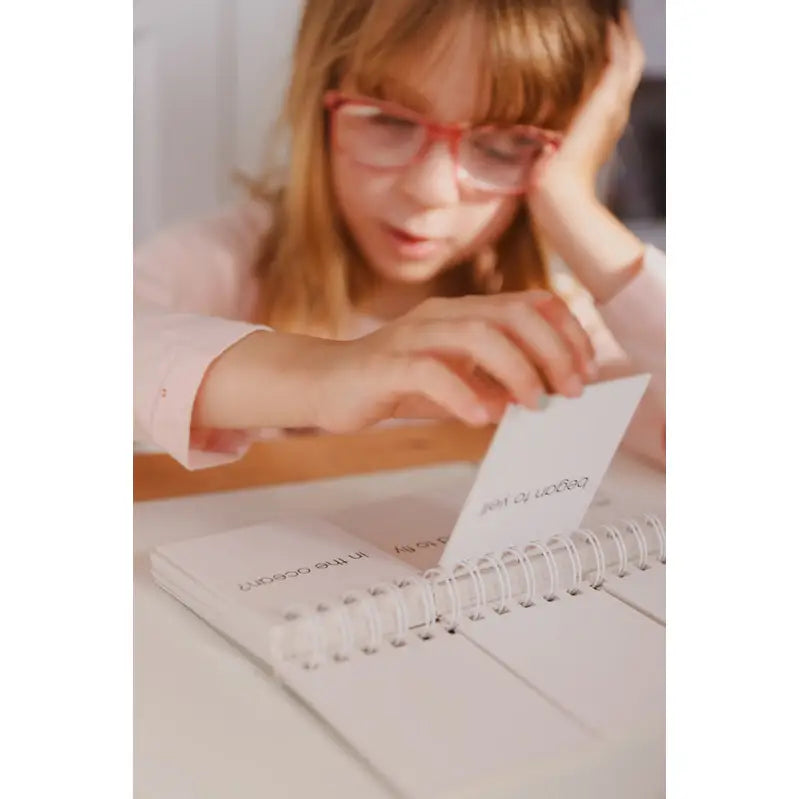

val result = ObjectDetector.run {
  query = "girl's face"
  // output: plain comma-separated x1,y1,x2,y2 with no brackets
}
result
330,17,521,286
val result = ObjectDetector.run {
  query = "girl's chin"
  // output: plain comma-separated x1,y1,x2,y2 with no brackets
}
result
370,256,450,285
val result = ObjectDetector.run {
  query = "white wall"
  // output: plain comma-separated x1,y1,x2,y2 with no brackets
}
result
133,0,664,245
631,0,666,77
133,0,302,244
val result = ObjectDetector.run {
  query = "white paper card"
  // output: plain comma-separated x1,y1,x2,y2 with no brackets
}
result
439,375,649,567
602,564,666,625
283,631,593,799
459,587,665,735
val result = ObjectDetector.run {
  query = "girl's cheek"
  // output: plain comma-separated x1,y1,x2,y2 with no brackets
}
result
355,174,395,203
357,167,402,201
333,150,377,184
335,159,396,208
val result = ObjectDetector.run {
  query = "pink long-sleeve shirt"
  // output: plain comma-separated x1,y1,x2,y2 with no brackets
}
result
134,201,666,470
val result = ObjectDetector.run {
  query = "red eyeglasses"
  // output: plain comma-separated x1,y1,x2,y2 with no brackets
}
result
324,90,562,195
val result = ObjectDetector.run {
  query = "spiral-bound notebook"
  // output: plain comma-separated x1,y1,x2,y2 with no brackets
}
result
151,376,666,798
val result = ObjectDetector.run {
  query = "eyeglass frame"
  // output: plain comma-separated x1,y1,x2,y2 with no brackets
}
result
323,90,564,196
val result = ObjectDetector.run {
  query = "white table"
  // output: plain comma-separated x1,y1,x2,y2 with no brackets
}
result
134,455,665,798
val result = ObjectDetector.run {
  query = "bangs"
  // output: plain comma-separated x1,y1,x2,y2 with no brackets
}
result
341,0,606,131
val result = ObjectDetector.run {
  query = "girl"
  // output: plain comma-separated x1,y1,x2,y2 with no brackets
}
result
134,0,665,471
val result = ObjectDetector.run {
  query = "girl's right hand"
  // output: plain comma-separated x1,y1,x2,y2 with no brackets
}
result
311,290,597,433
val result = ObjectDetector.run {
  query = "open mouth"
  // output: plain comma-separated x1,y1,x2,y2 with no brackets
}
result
382,224,447,259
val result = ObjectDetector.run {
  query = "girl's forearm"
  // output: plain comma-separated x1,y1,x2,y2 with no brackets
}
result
533,184,645,304
191,330,334,430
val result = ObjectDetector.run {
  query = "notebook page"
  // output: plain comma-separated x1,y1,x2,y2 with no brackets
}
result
280,630,594,799
150,517,416,646
602,564,666,624
440,375,649,567
325,465,662,575
458,586,665,737
580,456,665,528
327,494,461,571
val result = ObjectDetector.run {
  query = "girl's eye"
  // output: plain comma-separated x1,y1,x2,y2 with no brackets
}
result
472,134,543,164
475,144,520,164
370,113,417,130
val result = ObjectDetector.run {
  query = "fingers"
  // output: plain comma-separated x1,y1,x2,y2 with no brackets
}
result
610,10,645,93
397,318,545,408
605,21,630,86
340,287,602,431
528,291,598,381
390,394,462,422
619,8,642,50
390,359,514,425
487,301,585,396
622,14,645,87
388,355,493,427
416,293,594,396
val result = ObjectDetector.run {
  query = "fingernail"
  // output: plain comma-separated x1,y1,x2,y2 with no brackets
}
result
470,406,490,425
564,375,583,397
525,389,543,411
585,360,599,380
525,397,541,412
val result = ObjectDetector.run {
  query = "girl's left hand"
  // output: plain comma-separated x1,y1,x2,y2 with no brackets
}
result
530,9,645,202
526,11,648,304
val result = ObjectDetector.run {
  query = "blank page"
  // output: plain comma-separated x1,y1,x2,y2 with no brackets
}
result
282,631,594,799
459,586,665,737
602,565,666,625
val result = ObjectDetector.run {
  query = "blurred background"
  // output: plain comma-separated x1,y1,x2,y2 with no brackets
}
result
133,0,664,249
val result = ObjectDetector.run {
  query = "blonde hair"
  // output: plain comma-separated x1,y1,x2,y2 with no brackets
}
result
249,0,608,334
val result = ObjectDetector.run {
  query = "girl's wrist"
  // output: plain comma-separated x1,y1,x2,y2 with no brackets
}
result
530,180,645,304
192,331,336,431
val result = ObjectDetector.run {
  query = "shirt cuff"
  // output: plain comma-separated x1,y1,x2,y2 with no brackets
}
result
596,245,666,397
146,316,271,470
599,244,665,326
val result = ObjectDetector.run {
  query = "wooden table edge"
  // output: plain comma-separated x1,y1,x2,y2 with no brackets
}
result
134,422,494,502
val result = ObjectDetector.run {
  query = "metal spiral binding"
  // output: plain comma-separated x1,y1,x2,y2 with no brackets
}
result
368,582,410,648
275,513,666,669
499,546,537,607
572,527,607,587
625,519,649,569
548,534,583,594
396,574,437,640
476,554,513,614
452,559,488,621
524,541,559,600
423,566,461,631
644,514,666,562
273,603,326,670
342,589,383,655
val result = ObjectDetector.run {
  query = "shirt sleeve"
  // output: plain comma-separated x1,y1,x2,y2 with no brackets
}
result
553,245,666,468
133,201,273,470
597,245,666,401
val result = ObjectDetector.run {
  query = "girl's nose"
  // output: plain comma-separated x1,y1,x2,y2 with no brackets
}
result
397,139,461,209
